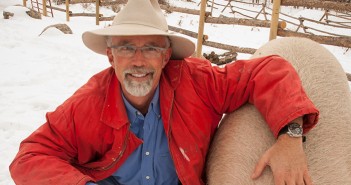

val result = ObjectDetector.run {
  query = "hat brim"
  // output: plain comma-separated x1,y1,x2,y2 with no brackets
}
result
82,24,195,60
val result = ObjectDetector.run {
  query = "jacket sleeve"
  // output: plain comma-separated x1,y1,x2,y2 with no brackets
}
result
186,55,319,137
9,103,94,185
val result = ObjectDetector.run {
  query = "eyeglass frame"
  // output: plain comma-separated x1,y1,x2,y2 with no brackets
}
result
109,45,169,59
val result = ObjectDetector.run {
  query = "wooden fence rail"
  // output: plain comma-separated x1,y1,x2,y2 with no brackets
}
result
205,16,286,28
69,0,96,4
168,26,208,41
160,4,211,17
301,16,351,29
46,5,71,13
203,40,257,54
277,30,351,48
281,0,351,12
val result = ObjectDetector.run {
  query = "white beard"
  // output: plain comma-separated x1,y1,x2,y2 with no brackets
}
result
123,67,154,97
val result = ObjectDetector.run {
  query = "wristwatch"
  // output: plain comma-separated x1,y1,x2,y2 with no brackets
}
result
278,122,303,138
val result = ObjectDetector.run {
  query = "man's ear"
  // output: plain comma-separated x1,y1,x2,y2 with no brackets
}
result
106,48,114,67
162,48,172,68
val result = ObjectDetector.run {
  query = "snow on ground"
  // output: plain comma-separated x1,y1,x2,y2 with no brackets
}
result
0,0,350,184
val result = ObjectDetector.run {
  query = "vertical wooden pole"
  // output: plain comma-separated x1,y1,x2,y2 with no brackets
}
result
23,0,27,7
96,0,100,25
196,0,207,58
269,0,281,40
66,0,70,21
42,0,47,16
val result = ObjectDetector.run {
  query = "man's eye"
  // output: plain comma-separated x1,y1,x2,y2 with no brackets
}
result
143,47,158,52
120,46,135,51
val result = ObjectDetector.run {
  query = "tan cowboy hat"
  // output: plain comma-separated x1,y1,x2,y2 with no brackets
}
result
82,0,195,59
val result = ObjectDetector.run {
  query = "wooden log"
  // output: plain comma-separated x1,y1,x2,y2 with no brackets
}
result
168,25,208,40
160,4,211,17
70,13,102,17
337,15,351,20
281,0,351,12
69,0,96,4
277,29,351,48
203,40,257,54
325,20,351,29
205,17,286,29
100,0,127,6
99,16,114,21
47,5,71,13
301,16,351,29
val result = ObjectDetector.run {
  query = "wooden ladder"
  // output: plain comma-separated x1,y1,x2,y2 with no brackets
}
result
30,0,54,17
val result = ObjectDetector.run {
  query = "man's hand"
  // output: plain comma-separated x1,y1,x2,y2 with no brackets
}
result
251,134,312,185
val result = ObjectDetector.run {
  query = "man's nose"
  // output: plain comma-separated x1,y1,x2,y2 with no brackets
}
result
131,49,146,66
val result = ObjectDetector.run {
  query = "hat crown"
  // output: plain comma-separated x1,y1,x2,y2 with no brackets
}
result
82,0,195,59
113,0,168,31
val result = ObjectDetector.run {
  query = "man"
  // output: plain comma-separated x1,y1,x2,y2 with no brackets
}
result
10,0,319,185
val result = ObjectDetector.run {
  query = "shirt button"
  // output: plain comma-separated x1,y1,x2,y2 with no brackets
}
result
146,176,150,180
145,151,150,156
137,112,142,116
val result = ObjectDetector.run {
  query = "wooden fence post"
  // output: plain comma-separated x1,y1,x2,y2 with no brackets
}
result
66,0,70,21
23,0,27,7
96,0,100,25
197,0,207,57
269,0,281,40
42,0,47,16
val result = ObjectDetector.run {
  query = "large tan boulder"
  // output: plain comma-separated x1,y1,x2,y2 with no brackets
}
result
206,37,351,185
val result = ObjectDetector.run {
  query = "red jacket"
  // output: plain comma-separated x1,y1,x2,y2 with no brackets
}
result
10,56,319,185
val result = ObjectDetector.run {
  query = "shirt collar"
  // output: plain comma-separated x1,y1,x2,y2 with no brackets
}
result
122,85,161,122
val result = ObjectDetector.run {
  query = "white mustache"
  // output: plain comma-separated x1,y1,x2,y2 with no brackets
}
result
123,67,154,76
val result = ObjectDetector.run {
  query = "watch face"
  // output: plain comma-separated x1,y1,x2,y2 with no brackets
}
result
288,123,303,137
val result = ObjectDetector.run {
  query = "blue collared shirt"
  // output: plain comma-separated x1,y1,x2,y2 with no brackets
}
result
110,86,178,185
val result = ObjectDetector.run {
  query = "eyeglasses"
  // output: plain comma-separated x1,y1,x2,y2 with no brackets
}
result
110,45,168,59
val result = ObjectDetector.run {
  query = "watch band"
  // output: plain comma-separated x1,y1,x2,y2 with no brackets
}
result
278,125,289,136
278,123,306,142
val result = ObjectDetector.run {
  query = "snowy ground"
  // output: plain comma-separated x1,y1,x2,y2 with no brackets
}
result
1,0,350,184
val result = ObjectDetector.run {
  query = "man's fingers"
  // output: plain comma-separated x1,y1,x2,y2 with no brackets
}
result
251,153,269,179
273,171,285,185
296,173,305,185
303,169,313,185
273,171,302,185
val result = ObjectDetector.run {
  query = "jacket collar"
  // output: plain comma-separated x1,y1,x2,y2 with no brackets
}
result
100,68,129,129
160,60,183,135
162,60,183,90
